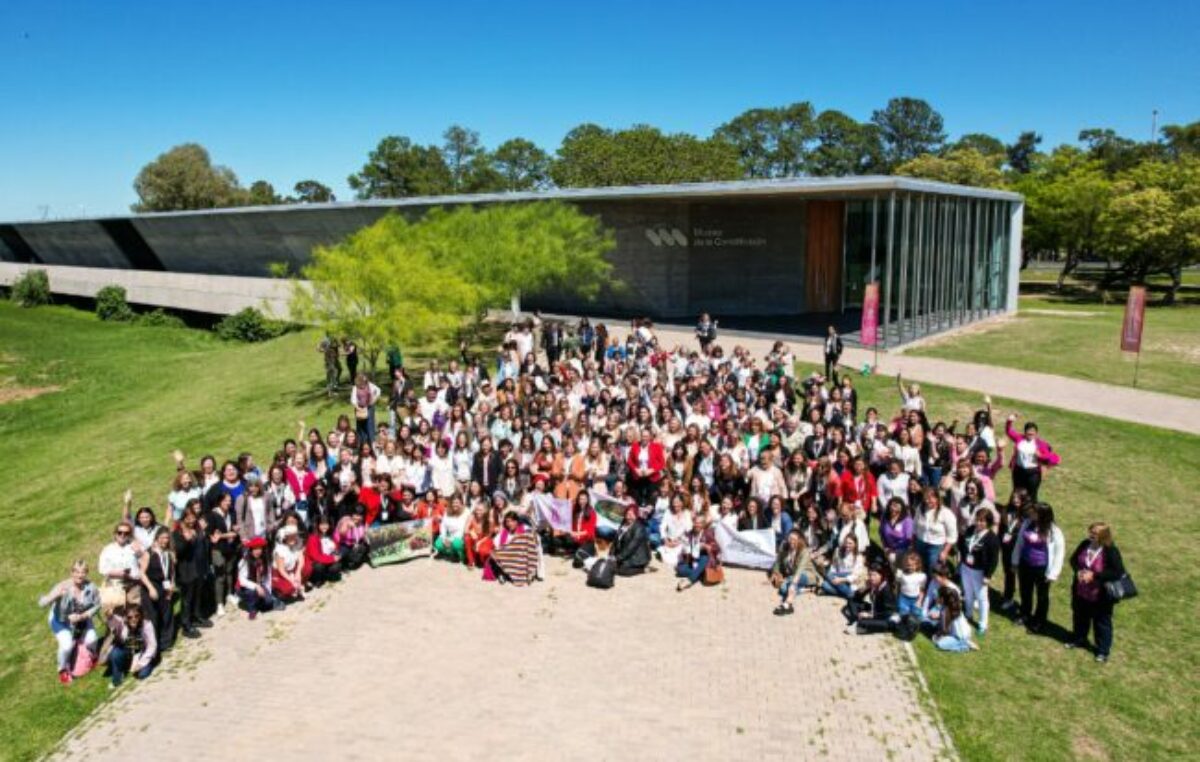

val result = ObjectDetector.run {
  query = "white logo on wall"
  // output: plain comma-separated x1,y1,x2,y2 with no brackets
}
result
644,226,768,248
644,227,689,247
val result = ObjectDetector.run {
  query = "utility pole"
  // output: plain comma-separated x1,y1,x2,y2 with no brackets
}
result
1151,109,1159,141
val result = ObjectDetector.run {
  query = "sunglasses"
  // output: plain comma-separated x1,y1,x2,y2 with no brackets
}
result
116,530,131,537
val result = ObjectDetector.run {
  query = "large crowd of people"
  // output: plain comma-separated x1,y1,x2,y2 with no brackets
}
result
41,313,1131,688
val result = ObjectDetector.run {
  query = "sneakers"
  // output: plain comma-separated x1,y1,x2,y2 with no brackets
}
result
976,626,987,638
58,669,73,685
1065,640,1086,650
182,626,201,639
773,604,794,616
196,618,214,629
216,604,226,618
248,609,258,621
226,594,239,607
1095,654,1108,664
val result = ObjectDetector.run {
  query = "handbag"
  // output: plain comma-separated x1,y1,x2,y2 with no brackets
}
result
1104,573,1138,602
355,407,369,420
703,564,725,586
587,557,616,589
71,640,97,677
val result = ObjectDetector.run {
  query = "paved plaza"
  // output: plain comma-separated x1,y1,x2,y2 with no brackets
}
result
52,559,951,761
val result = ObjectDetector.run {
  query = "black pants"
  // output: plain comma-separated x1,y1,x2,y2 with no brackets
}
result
856,617,896,634
616,562,645,577
1072,596,1114,656
145,583,174,650
1001,542,1017,602
824,353,840,380
178,578,201,629
1018,564,1051,629
310,560,341,586
630,477,657,507
1013,466,1042,502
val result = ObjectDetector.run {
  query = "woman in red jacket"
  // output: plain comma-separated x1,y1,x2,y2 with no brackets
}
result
839,455,878,522
304,514,341,586
626,427,665,507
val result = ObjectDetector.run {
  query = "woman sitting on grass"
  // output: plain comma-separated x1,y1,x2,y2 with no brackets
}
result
238,537,283,619
38,560,100,685
933,587,978,653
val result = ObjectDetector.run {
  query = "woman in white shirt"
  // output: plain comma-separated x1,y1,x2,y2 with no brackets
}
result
914,488,958,575
658,494,693,569
435,497,468,562
167,471,202,523
429,439,457,498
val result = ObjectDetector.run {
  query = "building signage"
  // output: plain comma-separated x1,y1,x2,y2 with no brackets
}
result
1120,285,1146,353
643,226,768,248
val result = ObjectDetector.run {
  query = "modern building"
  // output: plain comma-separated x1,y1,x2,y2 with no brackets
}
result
0,177,1022,346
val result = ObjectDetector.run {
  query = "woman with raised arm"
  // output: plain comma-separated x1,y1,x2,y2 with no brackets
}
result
38,560,100,684
1005,413,1061,502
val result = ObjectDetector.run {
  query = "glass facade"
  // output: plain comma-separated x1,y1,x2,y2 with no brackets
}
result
843,191,1015,347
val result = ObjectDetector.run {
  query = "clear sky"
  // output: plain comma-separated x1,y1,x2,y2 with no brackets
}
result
1,0,1196,221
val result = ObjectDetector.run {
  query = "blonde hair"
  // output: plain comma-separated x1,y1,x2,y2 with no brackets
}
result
1089,522,1114,547
70,559,88,574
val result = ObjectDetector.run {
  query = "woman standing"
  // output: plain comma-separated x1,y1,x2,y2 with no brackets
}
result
1067,522,1126,663
138,528,176,651
960,512,1000,636
914,489,958,575
1005,414,1061,502
170,504,206,639
38,560,100,684
1011,503,1065,634
351,373,382,445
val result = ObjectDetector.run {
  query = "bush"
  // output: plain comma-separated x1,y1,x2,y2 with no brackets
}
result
9,269,51,307
214,307,286,342
135,308,186,328
95,285,135,321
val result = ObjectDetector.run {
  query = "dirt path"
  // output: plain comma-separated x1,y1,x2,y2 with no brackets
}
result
51,560,951,761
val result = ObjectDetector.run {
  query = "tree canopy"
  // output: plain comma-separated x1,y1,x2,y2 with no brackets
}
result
549,123,741,188
132,143,245,212
871,97,947,169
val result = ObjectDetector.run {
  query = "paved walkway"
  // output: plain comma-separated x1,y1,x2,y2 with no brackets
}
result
52,560,951,761
636,324,1200,434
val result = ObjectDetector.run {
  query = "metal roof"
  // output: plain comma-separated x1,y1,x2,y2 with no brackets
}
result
10,176,1021,226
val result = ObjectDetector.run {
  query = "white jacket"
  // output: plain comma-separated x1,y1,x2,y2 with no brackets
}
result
1010,521,1066,581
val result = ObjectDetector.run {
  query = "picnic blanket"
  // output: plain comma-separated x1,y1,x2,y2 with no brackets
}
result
489,532,540,586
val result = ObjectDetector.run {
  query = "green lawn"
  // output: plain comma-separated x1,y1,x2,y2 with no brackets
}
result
908,295,1200,398
817,366,1198,762
2,303,1196,761
1020,267,1200,287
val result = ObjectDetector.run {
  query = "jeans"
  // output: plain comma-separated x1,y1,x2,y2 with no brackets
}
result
821,578,855,600
107,645,155,686
239,587,282,613
778,572,813,602
915,539,944,575
897,593,920,617
676,555,709,585
960,565,990,631
934,635,973,653
356,406,376,445
1072,595,1114,657
1018,564,1051,629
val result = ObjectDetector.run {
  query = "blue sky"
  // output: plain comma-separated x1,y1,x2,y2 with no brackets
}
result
1,0,1196,221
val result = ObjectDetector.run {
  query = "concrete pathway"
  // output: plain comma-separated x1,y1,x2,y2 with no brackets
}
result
51,560,951,761
635,324,1200,435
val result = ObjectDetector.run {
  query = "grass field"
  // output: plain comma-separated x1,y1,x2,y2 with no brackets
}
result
2,302,1197,761
812,365,1199,762
908,295,1200,398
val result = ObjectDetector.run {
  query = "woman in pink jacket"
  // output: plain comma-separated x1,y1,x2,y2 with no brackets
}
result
1005,414,1061,502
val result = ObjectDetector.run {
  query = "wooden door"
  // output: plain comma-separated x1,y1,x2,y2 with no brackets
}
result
805,200,844,312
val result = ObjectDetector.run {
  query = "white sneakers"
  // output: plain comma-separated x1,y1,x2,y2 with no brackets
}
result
216,604,226,618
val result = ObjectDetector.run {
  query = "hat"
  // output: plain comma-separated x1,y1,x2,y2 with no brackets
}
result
245,536,267,550
277,525,299,542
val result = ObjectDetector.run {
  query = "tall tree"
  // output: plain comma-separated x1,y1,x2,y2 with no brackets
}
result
1006,131,1043,174
442,125,493,192
950,133,1005,158
713,102,815,178
347,136,452,199
871,97,946,169
245,180,282,206
550,124,740,187
1161,120,1200,159
131,143,244,212
491,138,550,191
894,148,1006,188
808,110,884,176
292,180,335,203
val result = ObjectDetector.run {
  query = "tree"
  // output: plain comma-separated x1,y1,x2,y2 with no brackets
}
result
491,138,550,191
550,124,741,187
132,143,244,212
290,202,616,374
1161,120,1200,159
871,97,946,169
1006,131,1043,174
713,102,816,178
347,136,453,199
246,180,282,206
442,125,504,193
950,133,1005,158
894,148,1007,188
808,110,884,176
292,180,335,203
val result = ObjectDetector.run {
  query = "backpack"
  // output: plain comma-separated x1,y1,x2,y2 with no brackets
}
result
895,614,921,642
587,557,616,589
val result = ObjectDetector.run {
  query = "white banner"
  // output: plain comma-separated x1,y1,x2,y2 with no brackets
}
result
713,521,776,570
532,493,573,533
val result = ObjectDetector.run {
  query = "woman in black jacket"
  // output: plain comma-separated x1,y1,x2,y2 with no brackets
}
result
851,564,898,634
1067,522,1126,664
960,511,1001,636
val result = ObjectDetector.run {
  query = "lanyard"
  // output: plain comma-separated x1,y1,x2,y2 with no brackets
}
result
1084,546,1102,568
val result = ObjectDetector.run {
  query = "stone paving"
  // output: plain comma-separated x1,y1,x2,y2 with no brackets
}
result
51,558,951,761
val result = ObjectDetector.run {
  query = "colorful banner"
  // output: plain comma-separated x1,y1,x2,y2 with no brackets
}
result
861,281,880,347
531,493,573,533
367,518,433,567
1121,285,1146,353
712,521,776,570
588,489,632,532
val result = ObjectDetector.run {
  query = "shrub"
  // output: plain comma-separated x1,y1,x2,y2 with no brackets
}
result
9,269,51,307
135,308,186,328
214,307,286,342
95,285,135,321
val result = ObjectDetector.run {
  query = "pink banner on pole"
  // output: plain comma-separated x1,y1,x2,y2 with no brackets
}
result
1121,286,1146,353
861,282,880,346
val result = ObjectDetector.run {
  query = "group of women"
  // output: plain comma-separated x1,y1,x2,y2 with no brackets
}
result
41,314,1130,686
